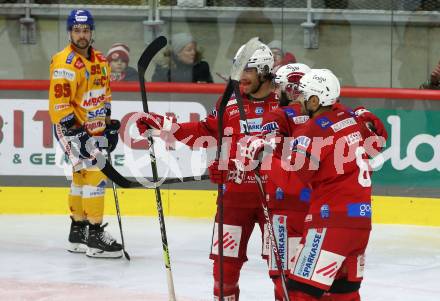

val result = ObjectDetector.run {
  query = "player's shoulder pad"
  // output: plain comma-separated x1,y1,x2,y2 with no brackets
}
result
51,53,78,82
329,110,358,133
95,51,107,63
215,92,237,110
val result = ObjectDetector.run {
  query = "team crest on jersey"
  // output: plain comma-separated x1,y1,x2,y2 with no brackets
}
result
226,104,249,117
74,58,85,69
316,117,333,129
66,51,75,64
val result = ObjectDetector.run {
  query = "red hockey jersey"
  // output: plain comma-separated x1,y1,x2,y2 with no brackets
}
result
261,105,374,229
174,91,278,208
261,103,311,211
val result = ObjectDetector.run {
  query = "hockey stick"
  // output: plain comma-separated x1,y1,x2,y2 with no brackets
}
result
137,36,176,301
107,152,130,261
214,37,261,301
233,80,291,300
99,156,209,188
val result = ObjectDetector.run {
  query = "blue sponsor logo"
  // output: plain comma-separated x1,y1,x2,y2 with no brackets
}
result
316,117,333,129
291,135,311,149
283,107,296,118
261,121,279,133
347,203,372,218
255,107,264,115
66,51,75,64
275,187,284,200
247,118,262,133
87,107,107,119
299,188,311,202
302,230,324,278
85,70,90,80
273,215,287,270
60,113,74,124
320,204,330,218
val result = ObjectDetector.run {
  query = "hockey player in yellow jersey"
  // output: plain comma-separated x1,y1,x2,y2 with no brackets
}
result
49,9,122,258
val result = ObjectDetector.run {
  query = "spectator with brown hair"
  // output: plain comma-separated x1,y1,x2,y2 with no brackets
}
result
420,60,440,89
152,33,213,83
106,43,138,82
268,40,297,73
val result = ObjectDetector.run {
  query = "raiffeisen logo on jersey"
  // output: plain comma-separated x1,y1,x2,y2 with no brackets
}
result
246,117,263,133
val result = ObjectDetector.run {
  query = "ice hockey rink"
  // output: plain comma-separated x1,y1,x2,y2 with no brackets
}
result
1,215,439,301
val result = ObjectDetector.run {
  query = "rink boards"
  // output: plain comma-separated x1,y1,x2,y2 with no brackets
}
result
1,187,440,226
1,88,440,227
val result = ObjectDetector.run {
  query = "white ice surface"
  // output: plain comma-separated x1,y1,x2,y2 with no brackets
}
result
0,215,440,301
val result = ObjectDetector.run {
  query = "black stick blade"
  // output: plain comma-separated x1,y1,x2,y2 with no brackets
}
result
123,250,131,261
137,36,168,74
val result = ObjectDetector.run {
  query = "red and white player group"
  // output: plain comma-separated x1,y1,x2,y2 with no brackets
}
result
136,41,388,301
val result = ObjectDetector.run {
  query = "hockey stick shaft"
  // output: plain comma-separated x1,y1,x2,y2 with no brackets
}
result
215,80,235,301
137,36,176,301
233,83,290,300
99,155,209,189
214,37,262,301
107,153,131,261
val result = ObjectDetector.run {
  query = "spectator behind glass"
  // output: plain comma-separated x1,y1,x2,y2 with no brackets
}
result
268,40,296,73
106,43,138,82
420,60,440,89
152,33,213,83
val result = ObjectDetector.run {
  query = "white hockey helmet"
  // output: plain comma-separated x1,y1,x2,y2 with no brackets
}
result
273,63,311,93
298,69,340,106
234,42,274,75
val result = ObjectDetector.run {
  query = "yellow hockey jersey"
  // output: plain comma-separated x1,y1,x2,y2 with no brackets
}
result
49,45,112,136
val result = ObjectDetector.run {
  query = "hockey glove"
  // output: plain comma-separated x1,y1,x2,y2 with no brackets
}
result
104,119,120,153
63,127,95,159
237,135,276,171
136,112,176,135
208,159,245,185
354,107,388,141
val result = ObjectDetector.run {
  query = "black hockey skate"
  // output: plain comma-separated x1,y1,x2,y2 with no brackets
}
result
86,223,123,258
67,217,88,253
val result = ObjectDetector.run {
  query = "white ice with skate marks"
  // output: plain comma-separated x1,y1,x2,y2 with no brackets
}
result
0,215,440,300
